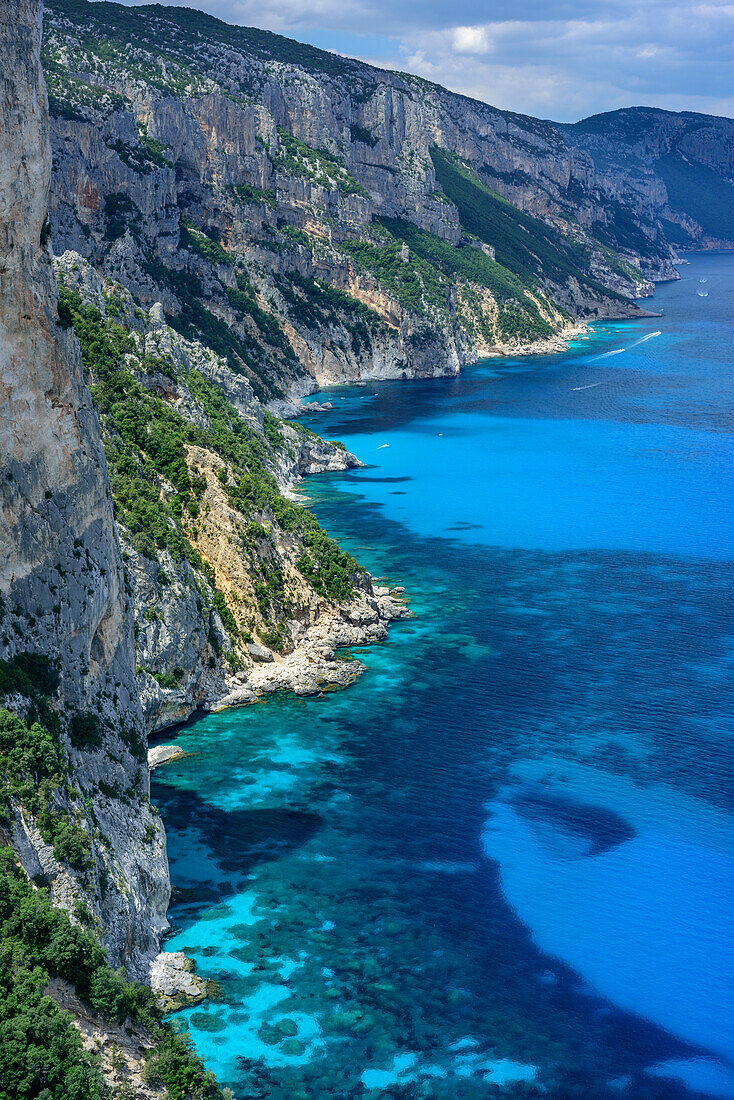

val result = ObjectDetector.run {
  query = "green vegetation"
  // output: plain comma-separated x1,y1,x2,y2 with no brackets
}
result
151,667,186,689
42,52,126,122
137,122,173,168
0,699,92,873
341,210,570,341
57,287,231,567
227,184,277,209
181,220,234,267
377,216,555,340
655,153,734,243
567,106,734,244
139,254,285,402
0,661,94,873
62,294,196,531
431,147,588,288
184,367,365,601
109,135,172,175
274,128,369,197
69,712,103,751
262,411,285,451
275,272,383,350
279,225,311,249
58,284,364,653
226,275,296,361
45,0,359,87
0,846,222,1099
589,199,661,259
340,232,448,317
0,653,59,700
350,124,378,147
103,192,141,243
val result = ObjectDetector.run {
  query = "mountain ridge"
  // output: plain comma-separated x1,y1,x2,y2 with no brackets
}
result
43,0,676,413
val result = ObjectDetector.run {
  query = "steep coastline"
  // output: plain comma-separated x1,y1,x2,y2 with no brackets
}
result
2,0,732,1094
1,2,405,1092
0,0,168,975
39,0,673,413
53,251,409,735
149,257,734,1099
562,108,734,252
0,4,228,1095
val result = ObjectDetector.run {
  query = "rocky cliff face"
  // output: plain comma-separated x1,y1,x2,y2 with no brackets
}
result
562,108,734,251
38,0,677,411
53,251,407,734
0,0,168,976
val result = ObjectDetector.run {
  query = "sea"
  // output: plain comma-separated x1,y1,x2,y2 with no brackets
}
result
151,251,734,1100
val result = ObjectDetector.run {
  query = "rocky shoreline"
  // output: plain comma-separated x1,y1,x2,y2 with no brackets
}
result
145,581,409,1009
147,583,409,751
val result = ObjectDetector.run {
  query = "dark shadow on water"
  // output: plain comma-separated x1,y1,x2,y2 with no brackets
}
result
152,784,322,927
343,473,413,483
511,792,636,855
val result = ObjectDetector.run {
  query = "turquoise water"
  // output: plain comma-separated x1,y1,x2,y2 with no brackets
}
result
152,253,734,1099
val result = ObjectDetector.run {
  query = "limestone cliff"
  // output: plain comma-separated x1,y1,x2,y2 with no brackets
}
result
53,252,408,733
562,108,734,252
0,0,168,975
39,0,673,409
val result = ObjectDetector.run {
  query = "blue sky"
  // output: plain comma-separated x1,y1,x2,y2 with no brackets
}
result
121,0,734,121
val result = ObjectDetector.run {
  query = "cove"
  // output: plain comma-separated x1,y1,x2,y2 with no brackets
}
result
152,253,734,1099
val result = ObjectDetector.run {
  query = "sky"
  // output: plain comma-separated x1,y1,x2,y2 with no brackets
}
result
119,0,734,122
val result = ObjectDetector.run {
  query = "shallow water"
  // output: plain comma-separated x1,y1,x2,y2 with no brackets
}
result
153,253,734,1099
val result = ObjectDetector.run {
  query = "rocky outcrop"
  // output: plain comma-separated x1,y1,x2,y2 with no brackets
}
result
53,251,408,733
46,978,165,1097
0,0,168,976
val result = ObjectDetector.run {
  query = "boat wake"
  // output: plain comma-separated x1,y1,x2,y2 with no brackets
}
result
590,331,661,362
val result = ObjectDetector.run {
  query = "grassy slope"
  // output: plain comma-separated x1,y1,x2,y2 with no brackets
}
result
59,285,365,651
430,148,625,302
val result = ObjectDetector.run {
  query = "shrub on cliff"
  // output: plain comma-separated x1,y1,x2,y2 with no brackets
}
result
0,847,224,1099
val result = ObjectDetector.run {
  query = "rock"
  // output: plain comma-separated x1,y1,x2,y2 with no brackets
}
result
275,1017,299,1037
280,1038,307,1056
0,0,168,979
210,685,256,710
247,642,274,662
345,605,379,626
149,951,210,1011
148,744,186,769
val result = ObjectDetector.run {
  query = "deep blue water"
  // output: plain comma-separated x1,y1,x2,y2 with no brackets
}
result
152,253,734,1099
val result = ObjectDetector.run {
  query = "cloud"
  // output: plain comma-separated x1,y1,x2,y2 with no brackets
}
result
119,0,734,121
451,25,492,54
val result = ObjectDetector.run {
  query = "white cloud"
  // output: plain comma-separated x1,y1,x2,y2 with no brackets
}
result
121,0,734,121
451,24,492,54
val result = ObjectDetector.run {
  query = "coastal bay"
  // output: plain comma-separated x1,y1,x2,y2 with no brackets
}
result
152,252,734,1099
